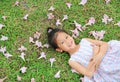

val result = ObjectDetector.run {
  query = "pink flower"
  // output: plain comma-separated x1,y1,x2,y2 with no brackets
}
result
56,19,62,26
0,35,8,41
43,43,49,48
31,78,35,82
35,40,42,48
74,21,83,32
89,30,106,40
48,6,55,11
62,15,68,21
0,24,5,30
71,68,79,73
23,14,29,20
0,46,6,54
79,0,87,5
33,31,41,39
114,21,120,27
102,14,113,24
29,37,34,43
18,45,27,52
19,52,26,61
4,52,12,59
14,1,19,6
17,75,22,81
54,70,61,78
71,28,79,38
66,2,72,9
105,0,111,4
86,17,95,25
2,16,7,21
49,58,56,67
0,77,7,82
20,66,27,73
47,13,54,19
38,52,46,59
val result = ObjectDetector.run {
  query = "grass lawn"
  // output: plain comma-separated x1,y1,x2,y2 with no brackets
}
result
0,0,120,82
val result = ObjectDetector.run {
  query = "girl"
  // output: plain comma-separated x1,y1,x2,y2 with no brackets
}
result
47,27,120,82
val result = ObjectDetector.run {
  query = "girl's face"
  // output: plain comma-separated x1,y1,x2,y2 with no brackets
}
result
55,32,76,52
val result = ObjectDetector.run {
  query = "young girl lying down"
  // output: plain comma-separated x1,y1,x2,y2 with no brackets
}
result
47,27,120,82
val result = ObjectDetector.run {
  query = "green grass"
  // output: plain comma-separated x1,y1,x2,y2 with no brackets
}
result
0,0,120,82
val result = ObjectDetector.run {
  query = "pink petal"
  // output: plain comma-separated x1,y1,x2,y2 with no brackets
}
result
38,52,46,59
43,43,49,48
23,14,29,20
47,13,54,19
14,1,19,6
18,45,27,52
66,3,72,9
49,58,56,67
70,28,79,37
4,52,12,59
33,31,41,39
86,17,95,25
17,75,22,81
56,19,62,26
79,0,87,5
105,0,111,4
62,15,68,21
48,6,55,11
0,77,7,82
2,16,7,21
0,46,6,54
29,37,34,43
31,78,35,82
0,35,8,41
20,66,27,73
74,21,83,32
19,52,26,61
114,21,120,27
54,70,61,78
35,40,42,48
0,24,5,30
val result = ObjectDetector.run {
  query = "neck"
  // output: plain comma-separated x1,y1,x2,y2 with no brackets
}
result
68,44,80,56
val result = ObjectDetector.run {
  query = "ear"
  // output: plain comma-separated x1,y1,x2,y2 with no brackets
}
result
56,48,63,52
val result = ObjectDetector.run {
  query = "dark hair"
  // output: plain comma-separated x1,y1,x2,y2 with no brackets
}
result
47,27,67,49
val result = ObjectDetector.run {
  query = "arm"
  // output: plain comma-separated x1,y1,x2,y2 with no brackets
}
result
85,38,108,69
68,60,96,78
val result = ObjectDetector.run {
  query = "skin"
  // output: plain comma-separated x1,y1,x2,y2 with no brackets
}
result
55,32,108,78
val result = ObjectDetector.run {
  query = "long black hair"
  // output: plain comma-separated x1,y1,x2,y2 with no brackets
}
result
47,27,67,49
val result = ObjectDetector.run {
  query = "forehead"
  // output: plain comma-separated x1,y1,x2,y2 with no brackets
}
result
56,32,68,42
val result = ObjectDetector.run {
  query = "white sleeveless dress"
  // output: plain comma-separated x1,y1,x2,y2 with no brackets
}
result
69,38,120,82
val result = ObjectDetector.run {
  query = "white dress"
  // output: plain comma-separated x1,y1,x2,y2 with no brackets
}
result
69,38,120,82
